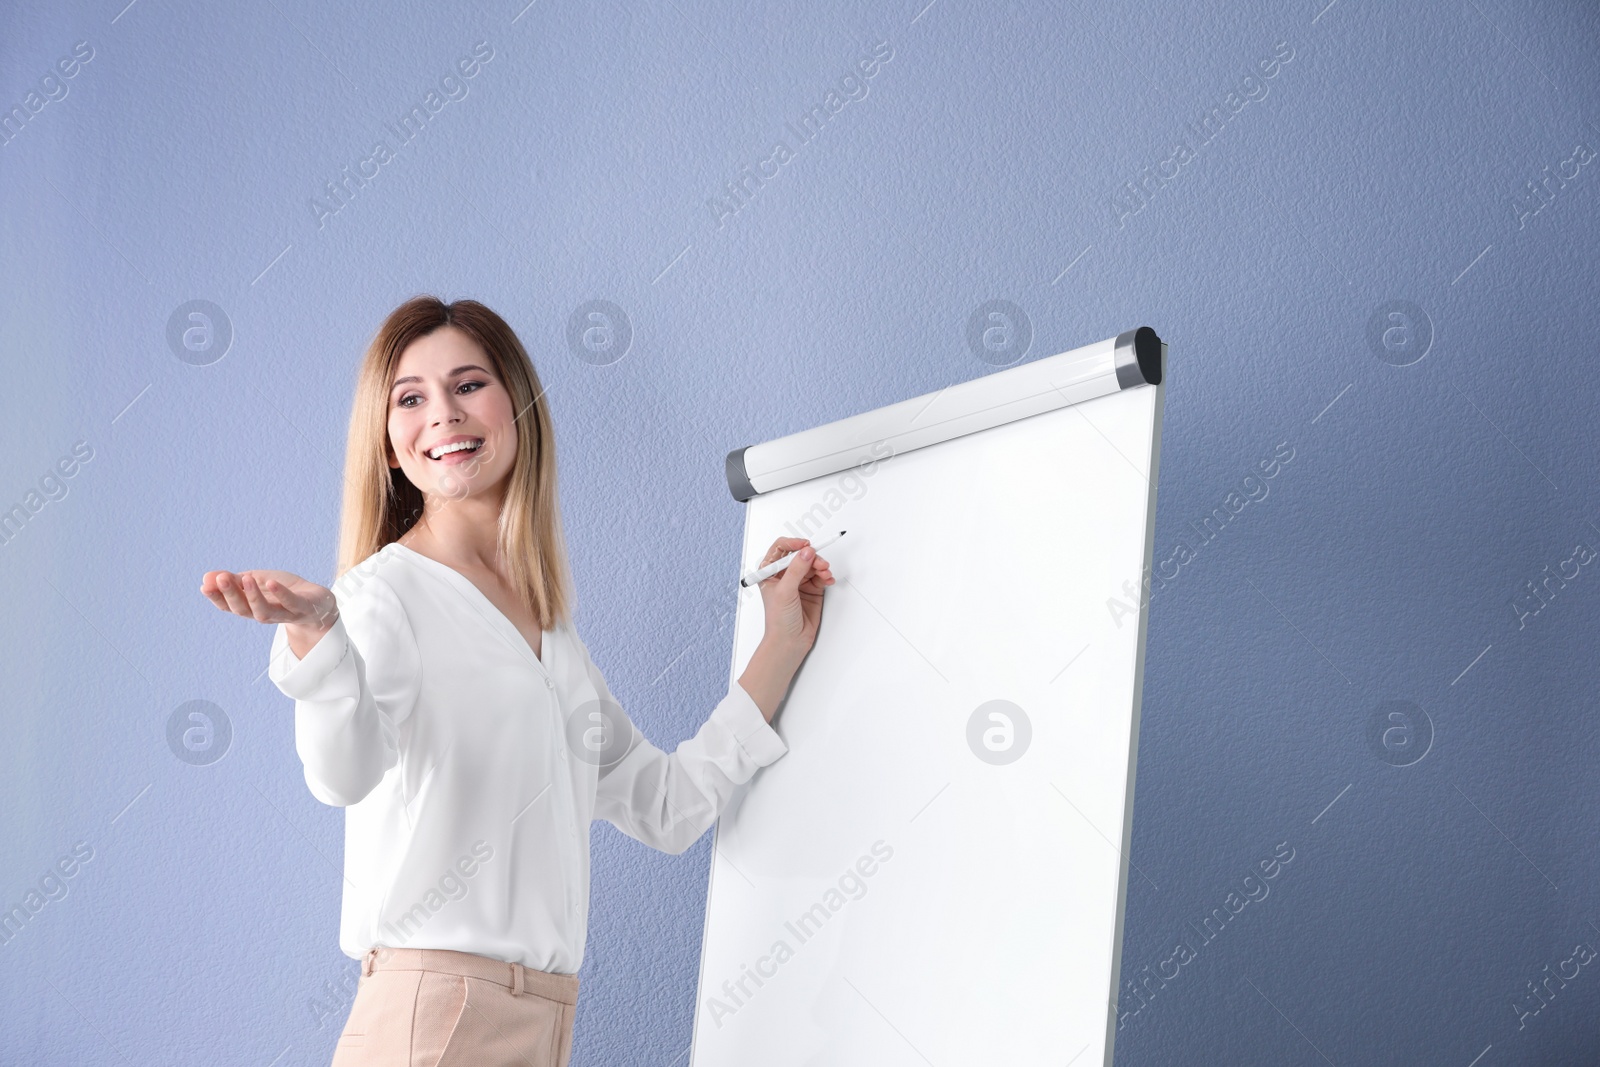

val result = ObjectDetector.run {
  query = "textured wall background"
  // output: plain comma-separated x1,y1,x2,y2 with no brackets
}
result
2,0,1597,1064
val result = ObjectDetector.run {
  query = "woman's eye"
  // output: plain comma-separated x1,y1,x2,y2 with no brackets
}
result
396,381,486,408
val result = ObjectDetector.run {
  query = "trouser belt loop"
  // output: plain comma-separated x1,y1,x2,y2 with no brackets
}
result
362,947,379,977
511,961,525,997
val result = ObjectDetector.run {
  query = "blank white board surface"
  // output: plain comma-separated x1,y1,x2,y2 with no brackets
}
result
692,370,1164,1067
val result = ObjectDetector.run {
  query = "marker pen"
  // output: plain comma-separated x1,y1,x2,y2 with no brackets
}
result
740,530,846,588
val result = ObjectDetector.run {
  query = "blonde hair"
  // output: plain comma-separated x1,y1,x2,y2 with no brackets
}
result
334,295,575,630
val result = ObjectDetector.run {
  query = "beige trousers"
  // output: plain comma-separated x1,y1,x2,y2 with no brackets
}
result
330,946,579,1067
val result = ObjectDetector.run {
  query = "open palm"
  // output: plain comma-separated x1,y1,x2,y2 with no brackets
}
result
200,569,337,629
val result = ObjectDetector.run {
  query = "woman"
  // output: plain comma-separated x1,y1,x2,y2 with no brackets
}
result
200,296,832,1066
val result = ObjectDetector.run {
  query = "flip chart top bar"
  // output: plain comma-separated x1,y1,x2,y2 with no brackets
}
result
725,326,1165,501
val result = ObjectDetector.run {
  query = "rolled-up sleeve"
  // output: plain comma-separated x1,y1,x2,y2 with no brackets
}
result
267,573,422,808
582,636,788,855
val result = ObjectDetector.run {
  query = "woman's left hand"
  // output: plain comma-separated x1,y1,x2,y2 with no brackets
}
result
753,536,834,667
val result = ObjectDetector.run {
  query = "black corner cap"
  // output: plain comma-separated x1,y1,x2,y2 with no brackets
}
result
1114,326,1165,388
725,446,756,502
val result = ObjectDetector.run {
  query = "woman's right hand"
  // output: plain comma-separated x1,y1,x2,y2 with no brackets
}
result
201,570,338,657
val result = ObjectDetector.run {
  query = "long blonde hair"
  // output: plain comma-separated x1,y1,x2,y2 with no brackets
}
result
334,295,575,630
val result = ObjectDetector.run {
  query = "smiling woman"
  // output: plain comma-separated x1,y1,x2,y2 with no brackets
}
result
343,298,571,630
200,294,834,1066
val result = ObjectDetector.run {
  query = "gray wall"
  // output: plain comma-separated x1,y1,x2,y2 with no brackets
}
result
2,0,1597,1063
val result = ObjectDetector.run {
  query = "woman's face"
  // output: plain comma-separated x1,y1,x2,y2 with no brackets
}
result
387,325,518,505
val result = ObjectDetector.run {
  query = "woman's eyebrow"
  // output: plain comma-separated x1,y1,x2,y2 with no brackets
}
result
391,364,492,390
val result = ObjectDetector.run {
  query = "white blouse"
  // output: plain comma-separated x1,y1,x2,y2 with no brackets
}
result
267,540,788,974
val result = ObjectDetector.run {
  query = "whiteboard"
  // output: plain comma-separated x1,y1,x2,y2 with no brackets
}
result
692,375,1164,1066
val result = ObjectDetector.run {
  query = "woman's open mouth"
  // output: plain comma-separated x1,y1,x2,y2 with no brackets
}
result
425,437,484,464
